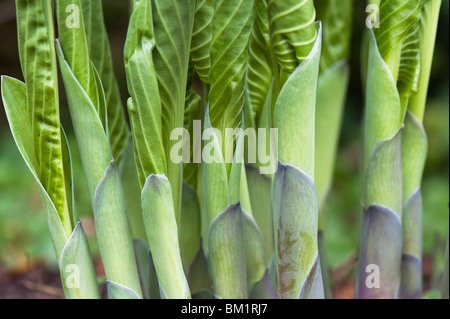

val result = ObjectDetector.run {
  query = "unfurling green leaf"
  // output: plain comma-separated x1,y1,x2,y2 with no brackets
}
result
397,22,421,98
374,0,423,63
247,0,273,125
124,0,166,188
268,0,317,74
315,0,353,73
191,0,213,85
209,0,255,140
16,0,72,234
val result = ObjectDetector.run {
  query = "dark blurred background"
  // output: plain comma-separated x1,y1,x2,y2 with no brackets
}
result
0,0,448,298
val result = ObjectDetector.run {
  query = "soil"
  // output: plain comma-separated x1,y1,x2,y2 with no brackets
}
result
0,259,107,299
0,256,435,299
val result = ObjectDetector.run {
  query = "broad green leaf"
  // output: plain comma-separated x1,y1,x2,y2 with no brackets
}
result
246,164,275,265
274,25,322,179
315,61,350,209
141,175,191,299
268,0,317,74
357,205,402,299
315,0,353,73
374,0,423,63
16,0,72,235
60,222,101,299
272,162,322,299
94,160,143,298
152,0,196,220
81,0,130,162
124,0,166,188
363,30,402,167
209,203,247,299
408,0,442,121
179,183,201,269
247,0,273,124
191,0,213,85
209,0,254,145
364,129,403,217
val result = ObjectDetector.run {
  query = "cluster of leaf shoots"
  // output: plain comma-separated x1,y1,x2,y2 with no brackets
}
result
1,0,446,299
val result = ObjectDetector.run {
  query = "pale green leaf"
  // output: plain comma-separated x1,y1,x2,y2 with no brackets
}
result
60,222,101,299
56,40,111,205
272,162,321,299
209,203,247,299
363,30,402,167
179,183,201,269
274,25,322,179
81,0,130,162
245,164,275,265
402,112,428,200
94,160,143,298
364,129,403,217
243,211,266,287
141,174,191,299
1,76,67,257
315,61,350,208
119,141,147,241
106,281,142,299
187,245,212,295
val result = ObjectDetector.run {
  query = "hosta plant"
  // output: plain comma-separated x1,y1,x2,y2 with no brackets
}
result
0,0,446,300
